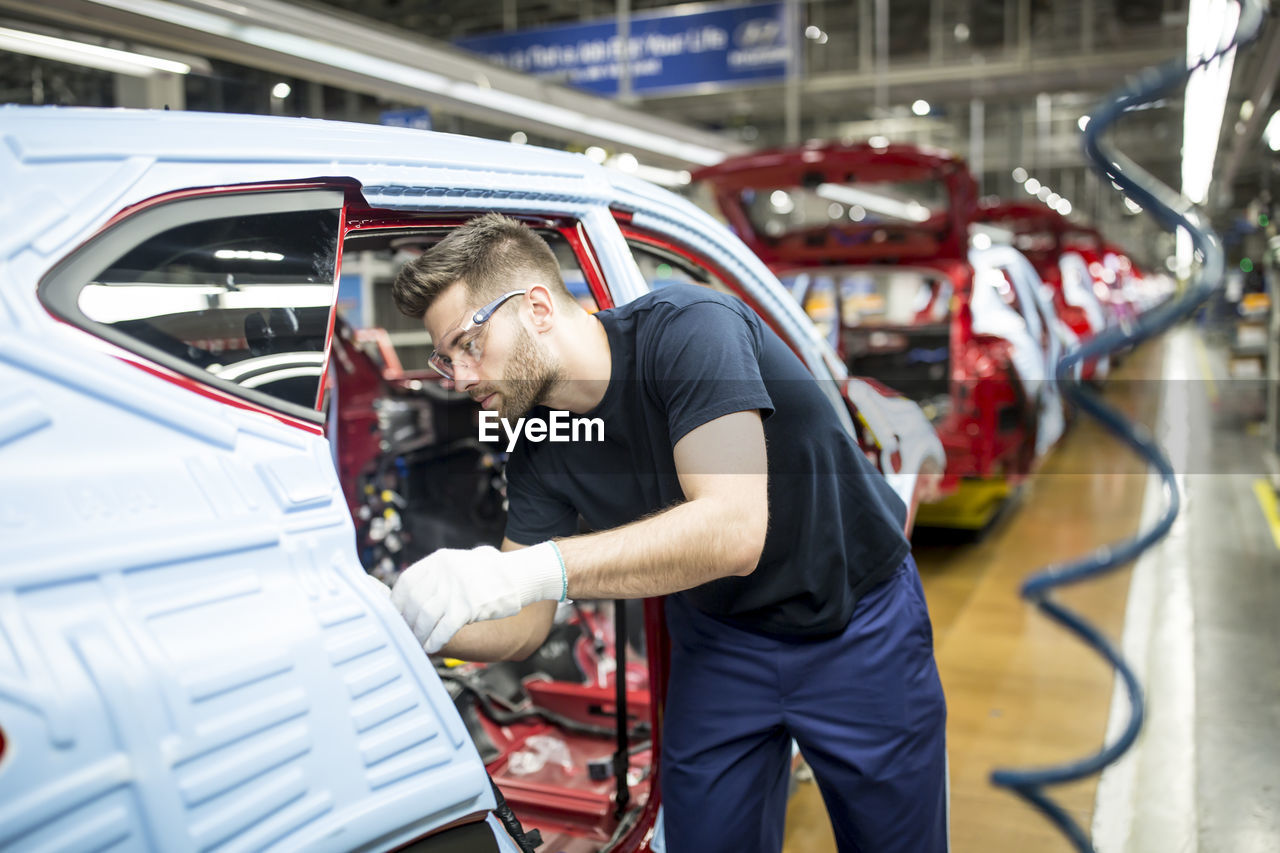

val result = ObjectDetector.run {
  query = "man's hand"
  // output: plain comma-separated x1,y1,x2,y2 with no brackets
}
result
390,542,565,653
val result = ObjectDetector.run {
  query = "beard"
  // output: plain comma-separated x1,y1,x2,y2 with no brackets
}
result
490,324,563,421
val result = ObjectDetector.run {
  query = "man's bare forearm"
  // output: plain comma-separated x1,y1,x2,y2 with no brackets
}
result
556,411,769,600
556,480,767,600
439,599,557,661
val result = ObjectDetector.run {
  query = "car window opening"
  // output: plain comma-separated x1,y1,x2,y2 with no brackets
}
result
334,220,654,847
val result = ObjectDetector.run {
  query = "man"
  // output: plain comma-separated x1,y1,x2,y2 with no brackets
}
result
389,213,947,852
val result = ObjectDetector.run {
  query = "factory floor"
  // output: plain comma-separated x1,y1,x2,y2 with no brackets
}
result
782,326,1280,853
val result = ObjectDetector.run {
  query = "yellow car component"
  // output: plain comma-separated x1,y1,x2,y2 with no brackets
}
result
914,478,1013,529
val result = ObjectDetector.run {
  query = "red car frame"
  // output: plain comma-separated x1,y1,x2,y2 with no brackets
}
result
695,142,1069,527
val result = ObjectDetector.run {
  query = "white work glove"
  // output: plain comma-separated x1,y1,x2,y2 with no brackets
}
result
390,542,566,654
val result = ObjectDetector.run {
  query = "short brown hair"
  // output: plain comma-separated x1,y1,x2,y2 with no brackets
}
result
392,213,572,318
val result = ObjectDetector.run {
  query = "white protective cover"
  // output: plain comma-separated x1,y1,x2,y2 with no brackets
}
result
969,244,1067,456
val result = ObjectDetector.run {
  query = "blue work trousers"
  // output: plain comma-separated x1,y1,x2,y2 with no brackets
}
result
659,556,948,852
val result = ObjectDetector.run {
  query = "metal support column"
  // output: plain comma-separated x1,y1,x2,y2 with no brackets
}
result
1019,0,1032,62
1009,103,1024,194
874,0,888,113
785,0,801,144
306,81,324,119
1005,0,1017,56
1085,164,1100,222
113,72,184,110
930,0,945,63
617,0,633,104
970,97,986,194
859,0,873,74
1035,91,1051,176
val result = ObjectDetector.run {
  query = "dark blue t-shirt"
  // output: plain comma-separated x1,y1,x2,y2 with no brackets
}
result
503,284,910,637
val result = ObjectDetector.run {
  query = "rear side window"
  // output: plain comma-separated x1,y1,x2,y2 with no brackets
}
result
340,225,599,372
40,189,343,421
629,241,733,295
783,268,951,331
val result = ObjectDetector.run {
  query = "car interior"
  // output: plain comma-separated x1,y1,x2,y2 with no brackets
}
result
787,266,954,423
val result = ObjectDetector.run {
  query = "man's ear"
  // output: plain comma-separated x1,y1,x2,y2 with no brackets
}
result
525,283,557,332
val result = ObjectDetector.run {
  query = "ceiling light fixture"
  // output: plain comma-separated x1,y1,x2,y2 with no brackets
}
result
0,24,190,76
610,152,639,172
1264,111,1280,151
214,249,284,261
629,163,686,185
1181,0,1240,205
815,183,931,223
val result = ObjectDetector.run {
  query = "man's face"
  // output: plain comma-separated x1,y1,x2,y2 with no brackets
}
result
423,282,561,420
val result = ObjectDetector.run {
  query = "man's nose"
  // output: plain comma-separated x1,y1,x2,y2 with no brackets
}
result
452,363,481,392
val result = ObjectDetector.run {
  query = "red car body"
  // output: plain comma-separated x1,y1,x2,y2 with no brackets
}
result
695,143,1054,515
1060,227,1145,330
974,200,1116,379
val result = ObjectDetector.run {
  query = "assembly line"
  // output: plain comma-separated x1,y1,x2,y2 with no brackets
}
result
0,2,1276,851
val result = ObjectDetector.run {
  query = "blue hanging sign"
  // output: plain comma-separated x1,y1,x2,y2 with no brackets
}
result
379,108,433,131
455,1,790,97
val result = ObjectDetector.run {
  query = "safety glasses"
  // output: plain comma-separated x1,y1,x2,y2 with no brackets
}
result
427,289,527,380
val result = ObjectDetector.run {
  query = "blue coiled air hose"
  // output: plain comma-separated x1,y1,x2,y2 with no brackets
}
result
988,3,1268,849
